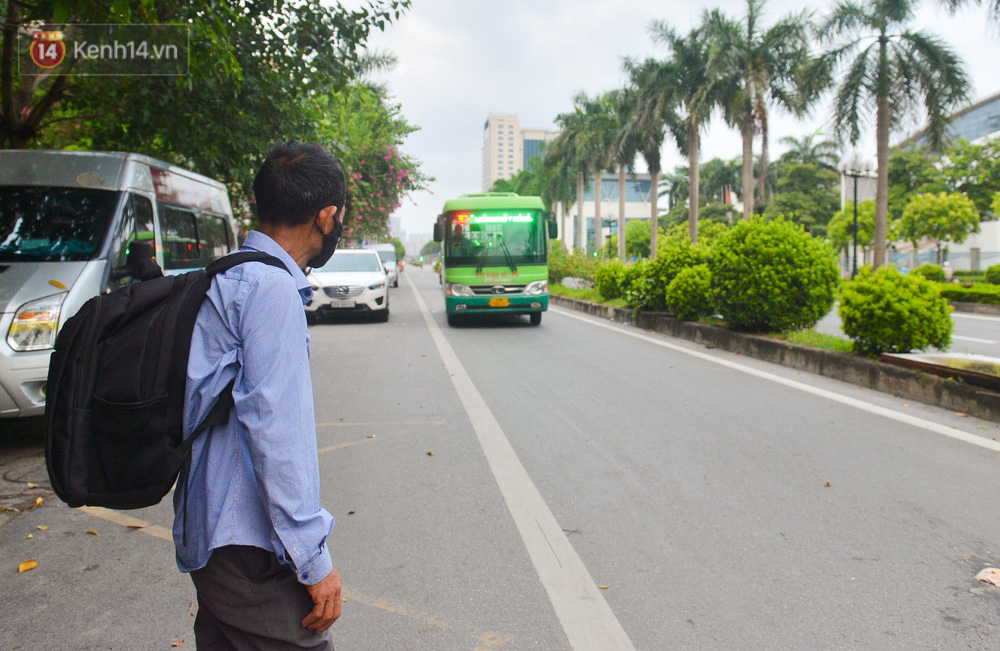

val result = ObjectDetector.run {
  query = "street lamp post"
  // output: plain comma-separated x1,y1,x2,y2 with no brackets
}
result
838,153,874,278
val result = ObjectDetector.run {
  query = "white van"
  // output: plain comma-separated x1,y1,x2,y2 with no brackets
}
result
0,150,239,418
365,242,398,287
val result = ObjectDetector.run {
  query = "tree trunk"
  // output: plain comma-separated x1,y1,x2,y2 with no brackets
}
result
561,200,569,249
741,115,754,220
873,93,890,270
757,116,769,207
618,163,626,259
593,169,602,254
576,171,585,252
1,0,19,146
650,170,660,258
688,124,700,244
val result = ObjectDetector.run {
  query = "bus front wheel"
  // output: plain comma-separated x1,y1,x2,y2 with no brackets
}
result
529,313,541,326
447,313,459,327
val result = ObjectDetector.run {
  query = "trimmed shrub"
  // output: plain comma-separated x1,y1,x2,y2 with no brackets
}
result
937,283,1000,305
640,241,708,311
839,266,952,356
595,260,627,300
912,264,946,283
665,265,714,321
986,263,1000,286
709,217,839,332
549,242,600,287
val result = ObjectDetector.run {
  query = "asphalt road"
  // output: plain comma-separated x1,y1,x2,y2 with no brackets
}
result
2,265,999,650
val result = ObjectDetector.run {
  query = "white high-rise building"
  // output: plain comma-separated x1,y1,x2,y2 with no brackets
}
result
481,113,558,191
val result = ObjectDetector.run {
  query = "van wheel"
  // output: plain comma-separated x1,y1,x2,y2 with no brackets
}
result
529,313,541,326
375,299,389,322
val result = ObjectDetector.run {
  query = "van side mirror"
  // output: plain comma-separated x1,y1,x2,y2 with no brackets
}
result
433,223,443,242
111,240,163,282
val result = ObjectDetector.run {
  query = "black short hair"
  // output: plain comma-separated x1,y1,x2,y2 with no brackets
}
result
253,142,346,227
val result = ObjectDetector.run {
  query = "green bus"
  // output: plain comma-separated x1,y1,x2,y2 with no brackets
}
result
433,193,557,326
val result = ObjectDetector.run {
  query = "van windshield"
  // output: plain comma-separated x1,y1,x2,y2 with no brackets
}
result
0,186,120,262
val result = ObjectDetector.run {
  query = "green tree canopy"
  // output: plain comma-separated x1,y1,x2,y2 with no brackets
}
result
763,162,840,235
899,192,980,250
828,200,877,252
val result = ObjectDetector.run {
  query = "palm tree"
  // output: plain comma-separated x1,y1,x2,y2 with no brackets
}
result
608,87,640,259
646,22,720,244
778,130,840,170
576,91,619,253
552,108,589,252
622,57,674,257
704,0,812,219
812,0,971,268
538,143,578,248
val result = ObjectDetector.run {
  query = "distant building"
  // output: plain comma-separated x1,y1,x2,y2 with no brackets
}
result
481,113,558,191
897,90,1000,147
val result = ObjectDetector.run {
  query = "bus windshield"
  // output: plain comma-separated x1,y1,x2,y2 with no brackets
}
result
0,186,120,262
445,210,546,268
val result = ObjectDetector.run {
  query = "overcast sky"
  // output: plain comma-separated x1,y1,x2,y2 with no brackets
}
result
351,0,999,236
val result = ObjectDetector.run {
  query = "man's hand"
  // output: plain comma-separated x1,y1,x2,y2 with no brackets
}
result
302,567,342,632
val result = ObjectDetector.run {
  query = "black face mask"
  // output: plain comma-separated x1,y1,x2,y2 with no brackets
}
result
306,217,343,269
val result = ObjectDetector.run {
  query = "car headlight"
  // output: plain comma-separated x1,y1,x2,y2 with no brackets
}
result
524,280,548,296
368,280,386,290
446,283,475,297
7,292,67,351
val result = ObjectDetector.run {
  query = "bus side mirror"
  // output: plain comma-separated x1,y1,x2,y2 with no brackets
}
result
547,215,558,239
433,223,443,242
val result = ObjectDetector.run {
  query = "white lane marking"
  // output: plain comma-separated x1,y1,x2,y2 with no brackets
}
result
551,307,1000,453
952,313,1000,322
406,277,635,651
953,335,998,344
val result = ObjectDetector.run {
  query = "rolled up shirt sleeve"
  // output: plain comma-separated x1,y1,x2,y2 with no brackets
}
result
232,267,334,585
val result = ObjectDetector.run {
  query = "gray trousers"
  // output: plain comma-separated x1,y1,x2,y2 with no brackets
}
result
190,545,335,650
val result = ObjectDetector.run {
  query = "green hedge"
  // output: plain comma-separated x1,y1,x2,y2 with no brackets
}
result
912,264,945,283
938,283,1000,305
709,217,839,332
986,263,1000,285
665,265,714,321
839,266,952,356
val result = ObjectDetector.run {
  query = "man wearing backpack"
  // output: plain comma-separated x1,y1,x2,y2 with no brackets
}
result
175,142,345,649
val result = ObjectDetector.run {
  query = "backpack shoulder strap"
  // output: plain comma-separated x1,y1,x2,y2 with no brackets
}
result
205,251,290,277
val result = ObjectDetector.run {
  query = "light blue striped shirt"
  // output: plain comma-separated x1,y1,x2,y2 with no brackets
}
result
173,231,334,585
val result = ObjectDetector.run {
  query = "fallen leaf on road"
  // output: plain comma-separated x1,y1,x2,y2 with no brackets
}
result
367,434,375,439
347,510,355,515
26,534,32,539
86,529,98,536
27,482,37,489
172,640,185,647
37,526,49,531
956,412,968,417
598,585,609,590
188,602,195,617
126,523,149,529
18,560,38,573
426,451,434,456
976,568,1000,587
33,497,43,507
824,482,832,488
903,403,911,408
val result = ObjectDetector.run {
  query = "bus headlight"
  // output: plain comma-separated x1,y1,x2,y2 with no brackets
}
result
7,292,66,352
446,283,475,297
524,281,548,295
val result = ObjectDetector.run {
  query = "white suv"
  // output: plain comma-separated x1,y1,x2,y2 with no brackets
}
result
305,249,389,323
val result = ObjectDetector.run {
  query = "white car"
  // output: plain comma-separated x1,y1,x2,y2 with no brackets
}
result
305,249,389,323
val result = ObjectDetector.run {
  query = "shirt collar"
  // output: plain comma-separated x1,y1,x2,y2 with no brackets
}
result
241,230,313,303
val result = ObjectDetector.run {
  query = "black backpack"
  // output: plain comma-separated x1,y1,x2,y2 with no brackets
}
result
45,250,287,510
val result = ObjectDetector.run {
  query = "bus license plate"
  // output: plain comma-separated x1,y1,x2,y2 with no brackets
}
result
489,297,509,307
330,300,355,308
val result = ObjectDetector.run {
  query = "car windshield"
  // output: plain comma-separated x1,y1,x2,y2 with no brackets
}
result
375,250,396,264
445,210,545,267
0,186,120,262
316,252,383,272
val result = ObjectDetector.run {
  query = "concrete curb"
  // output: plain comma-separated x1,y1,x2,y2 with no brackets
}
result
550,294,1000,423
